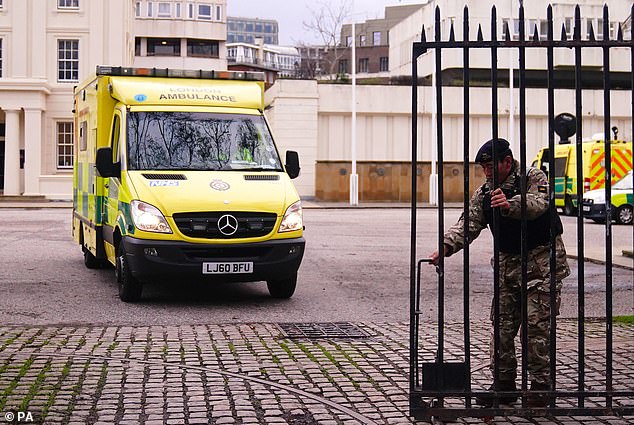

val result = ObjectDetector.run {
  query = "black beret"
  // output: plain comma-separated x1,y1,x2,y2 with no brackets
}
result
475,138,511,163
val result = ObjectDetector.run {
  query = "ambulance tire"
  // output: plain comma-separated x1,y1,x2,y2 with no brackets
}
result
615,205,633,225
564,197,577,216
266,273,297,299
116,241,143,302
83,248,101,269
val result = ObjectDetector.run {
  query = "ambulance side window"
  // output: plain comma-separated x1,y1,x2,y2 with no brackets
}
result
111,114,121,163
79,121,88,151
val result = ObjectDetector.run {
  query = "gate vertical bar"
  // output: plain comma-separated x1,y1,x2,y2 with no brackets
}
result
410,35,420,396
546,6,558,407
490,7,501,403
573,5,586,409
518,2,529,406
462,6,472,408
434,4,446,370
601,4,613,409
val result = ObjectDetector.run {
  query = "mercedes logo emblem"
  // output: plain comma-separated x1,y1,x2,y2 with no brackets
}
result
210,179,230,191
218,214,239,236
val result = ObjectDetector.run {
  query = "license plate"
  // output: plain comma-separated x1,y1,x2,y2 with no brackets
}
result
203,262,253,274
582,205,591,212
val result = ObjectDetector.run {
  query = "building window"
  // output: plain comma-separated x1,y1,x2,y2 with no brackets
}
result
147,1,153,17
135,1,141,17
338,59,348,74
158,2,171,17
358,58,369,73
147,38,180,56
346,36,352,47
0,1,3,8
135,37,142,56
175,3,181,18
58,39,79,82
188,3,194,19
373,31,381,46
57,122,74,169
379,56,388,72
198,4,211,20
58,0,79,9
216,5,222,21
187,39,219,58
359,34,366,46
0,39,3,78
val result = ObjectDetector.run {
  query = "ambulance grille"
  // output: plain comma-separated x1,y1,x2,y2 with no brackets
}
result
142,173,187,180
173,212,277,239
244,175,280,181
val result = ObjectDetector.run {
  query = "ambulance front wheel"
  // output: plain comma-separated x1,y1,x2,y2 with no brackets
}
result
267,273,297,299
116,241,143,302
615,205,633,225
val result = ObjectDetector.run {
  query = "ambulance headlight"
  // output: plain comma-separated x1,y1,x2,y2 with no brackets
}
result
279,201,303,233
131,200,172,233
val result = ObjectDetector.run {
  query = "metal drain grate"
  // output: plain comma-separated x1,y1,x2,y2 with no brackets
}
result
278,322,370,339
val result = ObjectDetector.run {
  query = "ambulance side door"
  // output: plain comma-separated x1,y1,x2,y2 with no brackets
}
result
105,111,123,230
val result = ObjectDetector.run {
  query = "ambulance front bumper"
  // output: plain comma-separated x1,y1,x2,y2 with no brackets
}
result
121,236,305,283
581,200,606,220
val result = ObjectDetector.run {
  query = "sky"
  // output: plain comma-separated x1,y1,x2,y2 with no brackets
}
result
227,0,428,46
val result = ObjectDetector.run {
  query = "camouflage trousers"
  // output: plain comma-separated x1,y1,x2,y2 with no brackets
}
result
489,238,569,385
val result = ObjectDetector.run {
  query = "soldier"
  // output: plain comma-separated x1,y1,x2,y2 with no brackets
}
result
429,138,570,407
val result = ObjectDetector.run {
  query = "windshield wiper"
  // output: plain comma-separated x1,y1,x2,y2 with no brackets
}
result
230,167,282,172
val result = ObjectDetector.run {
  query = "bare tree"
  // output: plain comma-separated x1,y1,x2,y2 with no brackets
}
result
302,0,352,78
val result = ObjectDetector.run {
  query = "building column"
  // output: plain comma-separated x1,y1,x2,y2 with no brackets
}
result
3,109,21,195
23,109,42,196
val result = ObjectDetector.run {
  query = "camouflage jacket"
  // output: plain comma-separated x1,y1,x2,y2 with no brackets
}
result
443,160,570,282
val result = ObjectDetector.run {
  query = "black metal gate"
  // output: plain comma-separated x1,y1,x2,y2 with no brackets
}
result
410,3,633,421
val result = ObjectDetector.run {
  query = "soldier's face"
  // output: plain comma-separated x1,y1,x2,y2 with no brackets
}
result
481,156,513,183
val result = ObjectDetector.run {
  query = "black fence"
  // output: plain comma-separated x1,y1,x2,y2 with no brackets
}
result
410,3,633,421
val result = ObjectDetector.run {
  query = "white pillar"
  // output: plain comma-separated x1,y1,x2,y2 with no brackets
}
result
350,21,359,206
3,109,21,195
23,109,42,196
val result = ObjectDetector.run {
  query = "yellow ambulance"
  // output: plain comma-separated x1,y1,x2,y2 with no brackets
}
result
531,136,632,215
72,67,305,302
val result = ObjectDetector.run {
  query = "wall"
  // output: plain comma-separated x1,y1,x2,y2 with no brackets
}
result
265,79,632,201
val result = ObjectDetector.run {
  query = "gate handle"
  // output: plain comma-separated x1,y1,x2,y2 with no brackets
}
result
418,258,440,274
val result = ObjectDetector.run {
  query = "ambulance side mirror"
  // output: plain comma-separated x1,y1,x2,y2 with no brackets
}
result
96,147,121,178
285,150,300,179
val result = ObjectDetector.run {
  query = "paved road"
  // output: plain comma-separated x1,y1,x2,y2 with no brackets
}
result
0,208,631,326
0,207,632,425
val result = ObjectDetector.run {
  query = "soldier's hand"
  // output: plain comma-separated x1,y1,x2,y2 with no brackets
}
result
429,245,449,266
490,188,510,211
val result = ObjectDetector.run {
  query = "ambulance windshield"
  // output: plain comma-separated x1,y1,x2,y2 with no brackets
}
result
126,112,283,171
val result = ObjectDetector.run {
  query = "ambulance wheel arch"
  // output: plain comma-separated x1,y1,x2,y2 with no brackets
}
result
564,195,577,216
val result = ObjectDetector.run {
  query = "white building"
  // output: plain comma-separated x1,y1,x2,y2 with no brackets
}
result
227,41,300,78
389,0,633,78
0,0,227,199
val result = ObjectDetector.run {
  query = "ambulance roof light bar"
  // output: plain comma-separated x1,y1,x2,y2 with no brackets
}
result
96,66,265,82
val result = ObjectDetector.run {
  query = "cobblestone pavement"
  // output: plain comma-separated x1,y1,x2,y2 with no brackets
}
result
0,320,632,425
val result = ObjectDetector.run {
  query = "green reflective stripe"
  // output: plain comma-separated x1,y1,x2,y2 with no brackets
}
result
118,201,134,236
627,193,633,204
95,195,104,224
82,192,89,217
